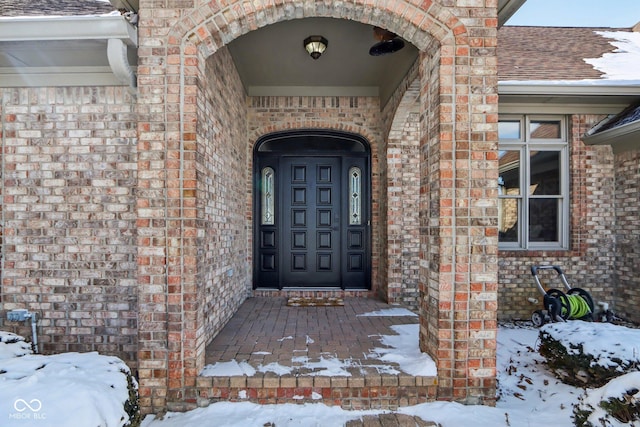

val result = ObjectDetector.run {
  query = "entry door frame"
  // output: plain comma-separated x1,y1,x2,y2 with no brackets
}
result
252,130,372,290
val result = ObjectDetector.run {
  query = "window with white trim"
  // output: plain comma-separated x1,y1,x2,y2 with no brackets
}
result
498,115,569,250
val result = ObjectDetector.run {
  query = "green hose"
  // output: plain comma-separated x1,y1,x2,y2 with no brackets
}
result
564,294,592,318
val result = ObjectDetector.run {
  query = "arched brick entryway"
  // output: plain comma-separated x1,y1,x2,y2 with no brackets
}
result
136,0,499,413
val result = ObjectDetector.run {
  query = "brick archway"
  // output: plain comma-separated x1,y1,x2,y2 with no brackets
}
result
136,0,499,413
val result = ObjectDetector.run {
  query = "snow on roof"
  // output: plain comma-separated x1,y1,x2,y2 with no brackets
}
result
585,31,640,81
498,26,640,86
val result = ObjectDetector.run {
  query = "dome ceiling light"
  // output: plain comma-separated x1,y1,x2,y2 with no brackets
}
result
304,35,328,60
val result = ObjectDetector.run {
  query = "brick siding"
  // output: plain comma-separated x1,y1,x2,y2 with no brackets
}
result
1,0,638,416
613,149,640,322
378,63,422,310
196,48,251,375
0,87,138,365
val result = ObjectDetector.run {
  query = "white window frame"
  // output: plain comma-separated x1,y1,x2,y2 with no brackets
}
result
498,115,570,251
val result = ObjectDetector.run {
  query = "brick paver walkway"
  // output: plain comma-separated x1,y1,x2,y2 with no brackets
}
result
205,297,421,375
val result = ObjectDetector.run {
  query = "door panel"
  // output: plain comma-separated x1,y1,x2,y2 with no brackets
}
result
281,157,341,286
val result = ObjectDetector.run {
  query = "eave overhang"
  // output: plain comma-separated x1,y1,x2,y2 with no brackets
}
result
499,80,640,114
498,0,527,28
583,119,640,154
0,15,137,91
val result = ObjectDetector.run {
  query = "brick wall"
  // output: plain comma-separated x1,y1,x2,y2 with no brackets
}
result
0,87,138,365
381,75,422,309
613,149,640,323
197,48,250,364
498,115,617,320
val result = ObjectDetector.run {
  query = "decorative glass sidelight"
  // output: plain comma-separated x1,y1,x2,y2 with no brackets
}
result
349,166,361,225
261,167,275,225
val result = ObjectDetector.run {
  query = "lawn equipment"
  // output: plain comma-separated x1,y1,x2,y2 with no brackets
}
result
530,265,614,327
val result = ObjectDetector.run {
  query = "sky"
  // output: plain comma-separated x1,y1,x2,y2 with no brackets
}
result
507,0,640,28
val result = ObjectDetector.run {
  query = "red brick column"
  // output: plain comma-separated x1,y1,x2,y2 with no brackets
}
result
418,5,499,404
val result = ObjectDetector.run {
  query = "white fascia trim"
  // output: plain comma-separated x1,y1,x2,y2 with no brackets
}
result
0,15,137,46
499,80,640,96
499,103,630,115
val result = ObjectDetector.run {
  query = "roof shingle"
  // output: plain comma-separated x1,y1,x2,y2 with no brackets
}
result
498,26,631,81
0,0,115,17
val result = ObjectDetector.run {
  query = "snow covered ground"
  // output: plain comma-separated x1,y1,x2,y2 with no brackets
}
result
0,331,135,427
2,320,640,427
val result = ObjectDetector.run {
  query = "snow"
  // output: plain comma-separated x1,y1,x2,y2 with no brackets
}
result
578,372,640,427
3,321,640,426
150,321,640,427
368,325,437,376
0,331,32,361
542,322,640,369
501,30,640,87
586,31,640,80
200,360,257,377
200,323,435,378
357,308,418,317
0,338,135,427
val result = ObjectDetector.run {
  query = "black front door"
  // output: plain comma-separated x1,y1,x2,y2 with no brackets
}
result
281,156,341,286
253,131,370,290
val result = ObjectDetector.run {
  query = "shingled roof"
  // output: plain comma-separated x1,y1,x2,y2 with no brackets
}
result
0,0,115,17
498,26,632,81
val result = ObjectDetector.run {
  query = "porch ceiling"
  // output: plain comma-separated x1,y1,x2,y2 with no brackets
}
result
226,1,525,104
226,17,419,105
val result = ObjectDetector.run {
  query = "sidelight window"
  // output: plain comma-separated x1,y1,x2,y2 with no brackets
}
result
261,167,275,225
349,166,361,225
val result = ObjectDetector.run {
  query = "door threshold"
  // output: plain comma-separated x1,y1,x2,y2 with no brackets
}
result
252,288,374,298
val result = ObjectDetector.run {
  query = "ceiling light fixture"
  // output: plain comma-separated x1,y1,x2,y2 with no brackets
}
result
304,36,328,60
